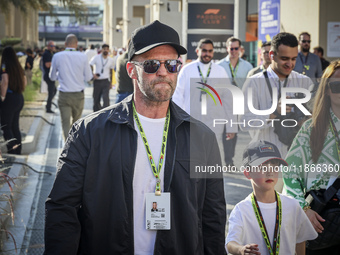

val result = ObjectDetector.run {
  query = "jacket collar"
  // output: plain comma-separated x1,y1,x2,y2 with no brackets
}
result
107,94,191,127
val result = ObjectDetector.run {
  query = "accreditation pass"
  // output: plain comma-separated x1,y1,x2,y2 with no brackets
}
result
145,193,171,230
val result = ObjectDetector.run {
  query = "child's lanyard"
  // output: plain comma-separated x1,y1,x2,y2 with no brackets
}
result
251,191,282,255
329,118,340,162
132,102,170,195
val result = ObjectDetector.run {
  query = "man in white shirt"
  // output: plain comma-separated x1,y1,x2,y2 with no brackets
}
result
49,34,93,140
90,43,115,112
239,32,314,159
172,38,237,165
85,44,97,63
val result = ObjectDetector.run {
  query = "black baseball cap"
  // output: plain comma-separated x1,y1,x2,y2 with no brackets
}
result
128,20,187,61
242,140,288,167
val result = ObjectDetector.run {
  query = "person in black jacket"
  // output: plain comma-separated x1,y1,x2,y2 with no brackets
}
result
44,20,226,255
24,48,34,85
42,41,56,113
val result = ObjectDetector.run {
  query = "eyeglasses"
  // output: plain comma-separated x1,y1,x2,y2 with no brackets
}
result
229,47,239,51
301,40,311,44
201,49,213,53
131,59,182,74
329,81,340,93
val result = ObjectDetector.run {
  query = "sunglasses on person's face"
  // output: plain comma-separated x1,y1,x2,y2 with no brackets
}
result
301,40,311,44
229,47,239,51
131,59,182,74
329,81,340,94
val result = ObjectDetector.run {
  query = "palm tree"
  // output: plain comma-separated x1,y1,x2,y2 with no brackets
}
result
0,0,86,17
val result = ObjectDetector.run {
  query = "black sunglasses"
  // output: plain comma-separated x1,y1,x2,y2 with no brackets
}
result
329,81,340,94
202,49,213,53
230,47,239,51
301,40,311,43
131,59,182,74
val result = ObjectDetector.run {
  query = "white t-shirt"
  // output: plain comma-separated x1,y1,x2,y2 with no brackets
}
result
226,193,318,255
90,54,115,80
133,113,166,255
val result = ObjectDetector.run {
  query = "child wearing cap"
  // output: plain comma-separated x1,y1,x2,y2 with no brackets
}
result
226,140,317,255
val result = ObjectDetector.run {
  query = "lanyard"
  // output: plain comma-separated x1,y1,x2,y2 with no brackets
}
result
229,61,239,86
263,71,288,100
329,117,340,162
132,102,170,195
197,63,212,84
100,55,108,73
251,191,282,255
299,53,310,75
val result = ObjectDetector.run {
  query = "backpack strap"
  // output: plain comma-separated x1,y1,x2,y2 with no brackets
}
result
323,178,340,203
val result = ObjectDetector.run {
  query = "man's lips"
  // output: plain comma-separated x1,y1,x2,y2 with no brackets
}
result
265,179,274,183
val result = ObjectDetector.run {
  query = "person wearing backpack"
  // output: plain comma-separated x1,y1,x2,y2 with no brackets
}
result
283,60,340,254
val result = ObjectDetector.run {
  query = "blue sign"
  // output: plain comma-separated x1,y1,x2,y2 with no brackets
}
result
258,0,280,41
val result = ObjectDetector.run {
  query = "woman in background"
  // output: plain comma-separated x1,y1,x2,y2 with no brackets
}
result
283,60,340,254
0,46,26,154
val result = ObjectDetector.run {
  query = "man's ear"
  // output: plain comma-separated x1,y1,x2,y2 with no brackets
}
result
126,62,137,80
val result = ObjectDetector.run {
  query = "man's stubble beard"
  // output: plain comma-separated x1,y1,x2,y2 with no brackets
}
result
302,46,310,53
136,75,176,105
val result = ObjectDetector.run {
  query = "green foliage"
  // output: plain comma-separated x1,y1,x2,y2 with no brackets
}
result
0,0,86,17
23,68,42,102
0,38,22,47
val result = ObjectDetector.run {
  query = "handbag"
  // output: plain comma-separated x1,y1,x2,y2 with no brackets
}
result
263,71,306,147
306,178,340,250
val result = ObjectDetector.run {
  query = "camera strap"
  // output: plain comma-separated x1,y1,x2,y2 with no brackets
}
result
263,70,288,100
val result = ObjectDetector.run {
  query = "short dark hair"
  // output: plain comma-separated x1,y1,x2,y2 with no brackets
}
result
90,44,95,50
26,48,33,54
298,31,311,40
102,43,109,49
196,38,214,50
313,46,324,56
271,32,298,54
226,37,242,47
261,41,271,48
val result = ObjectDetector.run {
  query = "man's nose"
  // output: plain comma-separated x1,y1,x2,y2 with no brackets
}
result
156,62,168,75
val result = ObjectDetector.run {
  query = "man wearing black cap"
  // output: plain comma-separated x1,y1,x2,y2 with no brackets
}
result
45,20,226,255
90,43,115,112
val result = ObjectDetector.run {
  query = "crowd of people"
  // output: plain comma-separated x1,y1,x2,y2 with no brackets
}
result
0,19,338,255
41,21,340,255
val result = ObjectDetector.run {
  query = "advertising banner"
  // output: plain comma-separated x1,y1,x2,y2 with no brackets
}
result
258,0,280,42
188,3,234,30
187,34,232,60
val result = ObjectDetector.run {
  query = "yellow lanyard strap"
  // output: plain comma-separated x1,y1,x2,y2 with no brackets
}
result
251,191,282,255
132,102,170,195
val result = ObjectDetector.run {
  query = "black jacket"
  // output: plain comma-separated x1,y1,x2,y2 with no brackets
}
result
45,96,226,254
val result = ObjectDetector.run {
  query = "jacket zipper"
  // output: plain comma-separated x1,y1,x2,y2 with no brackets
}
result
153,121,180,254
